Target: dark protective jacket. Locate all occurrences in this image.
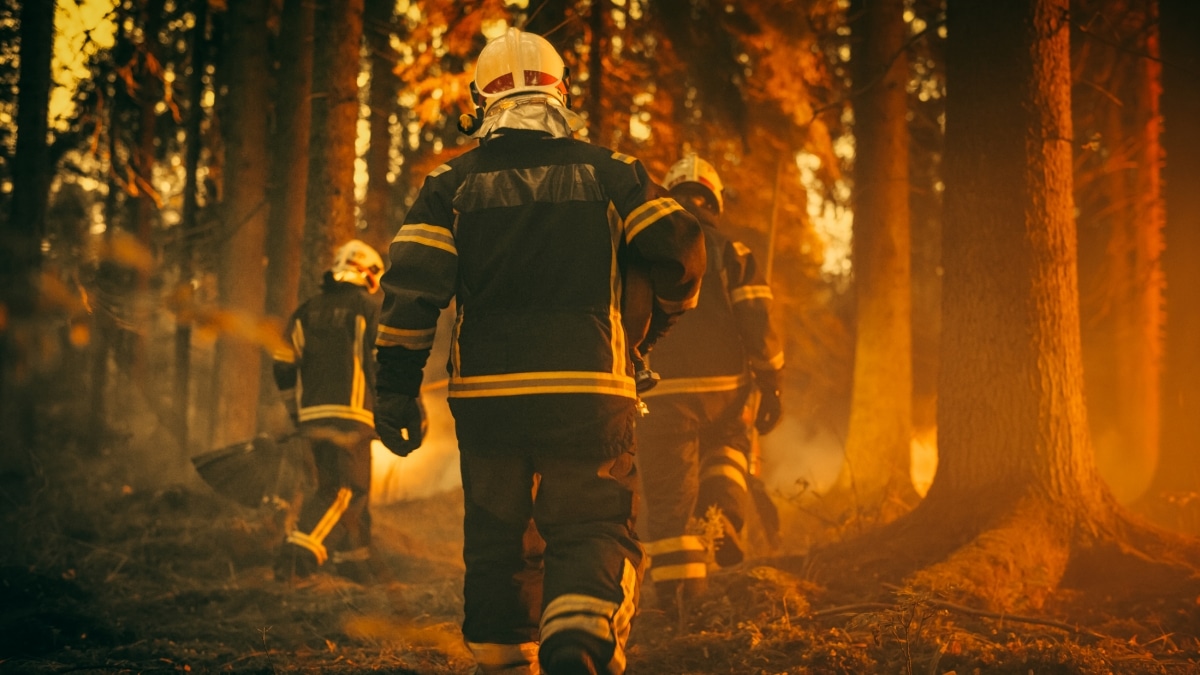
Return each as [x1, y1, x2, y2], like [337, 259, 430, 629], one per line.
[375, 128, 706, 456]
[273, 275, 379, 429]
[642, 205, 784, 397]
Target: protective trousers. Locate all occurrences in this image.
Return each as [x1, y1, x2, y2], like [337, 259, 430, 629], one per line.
[285, 429, 373, 566]
[634, 388, 751, 603]
[460, 449, 643, 675]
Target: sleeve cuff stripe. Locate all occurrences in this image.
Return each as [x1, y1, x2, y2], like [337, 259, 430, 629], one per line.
[657, 290, 700, 314]
[625, 198, 685, 242]
[376, 335, 436, 349]
[730, 286, 773, 303]
[394, 234, 458, 256]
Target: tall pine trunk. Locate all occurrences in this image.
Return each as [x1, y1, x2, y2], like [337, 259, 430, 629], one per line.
[361, 0, 395, 255]
[303, 0, 364, 300]
[175, 0, 210, 453]
[835, 0, 915, 513]
[213, 0, 272, 447]
[266, 0, 313, 319]
[810, 0, 1200, 615]
[1, 0, 55, 477]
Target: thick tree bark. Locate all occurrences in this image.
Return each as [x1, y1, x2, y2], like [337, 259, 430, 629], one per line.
[806, 0, 1200, 614]
[265, 0, 313, 318]
[361, 0, 396, 255]
[834, 0, 915, 513]
[931, 0, 1095, 507]
[303, 0, 364, 300]
[1153, 0, 1200, 499]
[213, 0, 272, 447]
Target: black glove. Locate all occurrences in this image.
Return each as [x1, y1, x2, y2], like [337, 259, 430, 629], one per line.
[374, 392, 427, 456]
[753, 369, 783, 435]
[637, 306, 679, 361]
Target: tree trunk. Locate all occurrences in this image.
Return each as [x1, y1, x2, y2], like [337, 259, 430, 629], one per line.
[807, 0, 1200, 614]
[303, 0, 364, 300]
[361, 0, 396, 256]
[1152, 0, 1200, 503]
[213, 0, 272, 447]
[265, 0, 313, 319]
[4, 0, 54, 315]
[1111, 20, 1164, 502]
[834, 0, 915, 515]
[0, 0, 55, 470]
[175, 0, 210, 454]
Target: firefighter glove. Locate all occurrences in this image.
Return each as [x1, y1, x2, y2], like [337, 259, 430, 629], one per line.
[375, 392, 427, 456]
[753, 369, 783, 435]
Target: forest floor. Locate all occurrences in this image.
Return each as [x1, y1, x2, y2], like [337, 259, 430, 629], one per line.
[4, 419, 1200, 674]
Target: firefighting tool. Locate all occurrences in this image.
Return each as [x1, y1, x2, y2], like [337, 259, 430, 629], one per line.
[192, 432, 299, 508]
[663, 153, 726, 214]
[330, 239, 384, 293]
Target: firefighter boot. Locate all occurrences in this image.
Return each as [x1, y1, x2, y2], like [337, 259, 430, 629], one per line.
[713, 515, 745, 568]
[655, 577, 708, 626]
[540, 631, 606, 675]
[273, 542, 320, 582]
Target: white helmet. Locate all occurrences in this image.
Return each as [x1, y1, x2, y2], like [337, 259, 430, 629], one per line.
[330, 239, 384, 293]
[473, 27, 568, 112]
[663, 154, 725, 214]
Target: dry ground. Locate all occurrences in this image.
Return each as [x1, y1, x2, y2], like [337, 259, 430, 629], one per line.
[3, 429, 1200, 674]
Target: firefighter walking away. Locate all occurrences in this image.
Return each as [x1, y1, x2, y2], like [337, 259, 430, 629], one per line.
[634, 154, 785, 619]
[373, 28, 705, 675]
[272, 240, 386, 584]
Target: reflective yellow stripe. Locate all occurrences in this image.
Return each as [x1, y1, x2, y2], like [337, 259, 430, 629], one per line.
[394, 234, 457, 255]
[353, 315, 366, 409]
[539, 560, 638, 675]
[293, 319, 305, 356]
[465, 641, 539, 672]
[610, 559, 638, 675]
[657, 289, 700, 314]
[272, 347, 296, 363]
[649, 562, 708, 581]
[393, 223, 457, 255]
[541, 595, 616, 643]
[428, 163, 451, 177]
[701, 463, 748, 490]
[625, 197, 686, 243]
[611, 151, 636, 165]
[730, 284, 773, 303]
[643, 535, 706, 557]
[298, 404, 375, 426]
[285, 531, 329, 565]
[311, 487, 353, 544]
[641, 374, 748, 397]
[449, 371, 636, 399]
[712, 447, 749, 472]
[750, 353, 786, 371]
[376, 324, 437, 349]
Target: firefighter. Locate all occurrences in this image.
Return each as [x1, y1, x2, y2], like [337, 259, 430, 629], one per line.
[372, 28, 705, 675]
[635, 154, 785, 614]
[271, 239, 384, 584]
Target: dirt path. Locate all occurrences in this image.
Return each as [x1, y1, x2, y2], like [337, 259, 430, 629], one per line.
[3, 447, 1199, 674]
